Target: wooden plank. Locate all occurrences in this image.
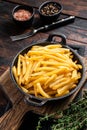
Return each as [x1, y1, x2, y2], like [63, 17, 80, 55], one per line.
[59, 0, 87, 19]
[0, 68, 86, 130]
[0, 55, 87, 130]
[4, 0, 87, 19]
[0, 1, 87, 129]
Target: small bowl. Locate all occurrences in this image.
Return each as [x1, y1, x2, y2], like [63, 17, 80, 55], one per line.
[39, 1, 63, 23]
[12, 5, 34, 28]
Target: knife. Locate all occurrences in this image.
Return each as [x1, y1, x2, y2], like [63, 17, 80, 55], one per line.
[10, 16, 75, 41]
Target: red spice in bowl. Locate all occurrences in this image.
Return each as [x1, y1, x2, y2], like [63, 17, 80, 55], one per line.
[12, 5, 34, 27]
[13, 9, 32, 21]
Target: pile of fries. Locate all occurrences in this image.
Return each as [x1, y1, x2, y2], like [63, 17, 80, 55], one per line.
[12, 44, 82, 98]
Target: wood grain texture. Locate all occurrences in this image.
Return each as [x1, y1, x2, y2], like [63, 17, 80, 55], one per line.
[0, 66, 86, 130]
[0, 1, 87, 129]
[0, 1, 87, 76]
[4, 0, 87, 19]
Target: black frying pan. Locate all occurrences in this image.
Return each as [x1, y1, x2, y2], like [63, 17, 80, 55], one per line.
[10, 33, 86, 106]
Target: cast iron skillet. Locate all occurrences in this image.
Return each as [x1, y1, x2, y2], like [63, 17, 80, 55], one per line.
[10, 33, 86, 106]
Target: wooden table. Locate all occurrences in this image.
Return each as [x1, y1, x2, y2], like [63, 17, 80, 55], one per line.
[0, 0, 87, 130]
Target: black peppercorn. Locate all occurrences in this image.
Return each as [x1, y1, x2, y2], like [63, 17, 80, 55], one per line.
[40, 3, 59, 16]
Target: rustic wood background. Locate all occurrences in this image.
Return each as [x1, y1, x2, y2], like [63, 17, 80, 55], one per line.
[0, 0, 87, 130]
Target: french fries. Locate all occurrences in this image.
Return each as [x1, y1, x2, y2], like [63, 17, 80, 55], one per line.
[12, 44, 82, 98]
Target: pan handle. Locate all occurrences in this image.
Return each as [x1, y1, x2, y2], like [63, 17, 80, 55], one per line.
[24, 95, 47, 107]
[46, 33, 66, 45]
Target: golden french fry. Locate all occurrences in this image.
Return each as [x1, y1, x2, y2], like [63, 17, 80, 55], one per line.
[55, 90, 69, 97]
[57, 83, 74, 96]
[52, 77, 76, 90]
[45, 74, 57, 87]
[46, 44, 62, 49]
[36, 83, 51, 98]
[33, 60, 42, 71]
[21, 87, 28, 93]
[12, 44, 82, 98]
[18, 75, 23, 85]
[12, 66, 18, 83]
[36, 66, 56, 72]
[50, 76, 66, 88]
[34, 84, 38, 97]
[28, 90, 35, 94]
[17, 55, 21, 76]
[22, 58, 26, 75]
[23, 61, 33, 82]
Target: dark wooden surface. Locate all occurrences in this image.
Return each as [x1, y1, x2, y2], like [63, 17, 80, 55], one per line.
[0, 0, 87, 76]
[0, 0, 87, 130]
[5, 0, 87, 19]
[1, 67, 86, 130]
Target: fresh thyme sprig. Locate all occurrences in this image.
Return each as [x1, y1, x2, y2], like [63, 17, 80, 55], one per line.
[36, 91, 87, 130]
[36, 111, 62, 130]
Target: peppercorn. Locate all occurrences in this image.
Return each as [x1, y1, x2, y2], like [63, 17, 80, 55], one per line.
[41, 3, 59, 16]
